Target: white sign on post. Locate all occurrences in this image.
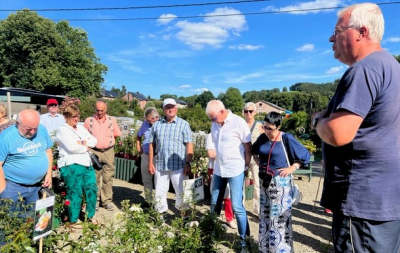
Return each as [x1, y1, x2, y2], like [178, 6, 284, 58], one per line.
[33, 196, 55, 241]
[183, 176, 204, 203]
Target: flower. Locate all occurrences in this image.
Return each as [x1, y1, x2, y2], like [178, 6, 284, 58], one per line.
[64, 199, 70, 206]
[129, 204, 143, 212]
[61, 192, 66, 196]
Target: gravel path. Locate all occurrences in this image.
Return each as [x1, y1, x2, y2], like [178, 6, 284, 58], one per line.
[93, 161, 334, 253]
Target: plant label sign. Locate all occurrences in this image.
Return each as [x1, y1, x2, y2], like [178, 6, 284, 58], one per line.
[183, 176, 205, 203]
[33, 196, 55, 241]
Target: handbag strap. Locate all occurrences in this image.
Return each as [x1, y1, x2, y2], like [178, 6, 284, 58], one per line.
[250, 121, 257, 134]
[281, 133, 295, 188]
[266, 132, 281, 171]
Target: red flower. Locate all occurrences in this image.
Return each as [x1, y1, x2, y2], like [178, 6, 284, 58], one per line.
[64, 199, 70, 206]
[61, 192, 66, 196]
[52, 165, 58, 171]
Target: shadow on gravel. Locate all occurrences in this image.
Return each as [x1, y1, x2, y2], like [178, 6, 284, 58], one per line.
[112, 186, 145, 209]
[292, 202, 333, 252]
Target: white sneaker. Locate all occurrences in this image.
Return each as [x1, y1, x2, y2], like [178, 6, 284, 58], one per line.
[226, 220, 237, 229]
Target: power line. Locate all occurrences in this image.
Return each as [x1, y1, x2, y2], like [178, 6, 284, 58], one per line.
[0, 0, 269, 12]
[48, 1, 400, 22]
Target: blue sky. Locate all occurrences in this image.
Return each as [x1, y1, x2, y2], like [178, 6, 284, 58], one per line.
[1, 0, 400, 99]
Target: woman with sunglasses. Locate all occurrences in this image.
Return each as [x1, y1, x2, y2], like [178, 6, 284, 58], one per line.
[243, 102, 263, 215]
[252, 111, 310, 253]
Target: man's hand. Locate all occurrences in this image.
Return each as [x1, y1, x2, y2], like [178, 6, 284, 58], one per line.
[148, 163, 155, 175]
[184, 164, 192, 176]
[42, 173, 52, 188]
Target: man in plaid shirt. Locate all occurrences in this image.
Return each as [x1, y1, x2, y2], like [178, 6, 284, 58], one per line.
[148, 98, 193, 214]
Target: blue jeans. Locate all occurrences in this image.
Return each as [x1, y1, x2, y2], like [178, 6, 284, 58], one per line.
[0, 180, 41, 218]
[211, 172, 250, 246]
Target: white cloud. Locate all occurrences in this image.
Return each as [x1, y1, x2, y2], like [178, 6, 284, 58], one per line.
[192, 88, 209, 92]
[386, 37, 400, 43]
[173, 7, 247, 49]
[157, 14, 177, 25]
[179, 85, 191, 88]
[106, 55, 144, 73]
[263, 0, 343, 15]
[148, 34, 156, 38]
[296, 44, 315, 52]
[326, 65, 344, 74]
[176, 21, 228, 49]
[228, 44, 264, 50]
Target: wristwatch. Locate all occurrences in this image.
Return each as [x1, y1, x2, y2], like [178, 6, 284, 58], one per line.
[312, 117, 320, 128]
[293, 164, 300, 170]
[245, 165, 249, 171]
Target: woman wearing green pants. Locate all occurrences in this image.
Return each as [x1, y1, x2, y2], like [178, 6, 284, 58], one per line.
[56, 104, 98, 224]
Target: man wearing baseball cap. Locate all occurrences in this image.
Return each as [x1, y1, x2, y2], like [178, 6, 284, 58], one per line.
[148, 98, 193, 215]
[40, 98, 65, 137]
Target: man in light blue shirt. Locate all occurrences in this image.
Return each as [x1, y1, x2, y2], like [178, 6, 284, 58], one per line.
[40, 98, 65, 138]
[148, 98, 193, 214]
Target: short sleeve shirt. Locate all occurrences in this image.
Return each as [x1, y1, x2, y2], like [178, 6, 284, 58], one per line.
[210, 111, 251, 178]
[321, 51, 400, 221]
[149, 116, 192, 171]
[0, 124, 53, 184]
[137, 121, 153, 154]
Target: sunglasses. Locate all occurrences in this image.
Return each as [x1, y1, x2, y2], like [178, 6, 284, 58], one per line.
[244, 110, 254, 114]
[48, 104, 58, 108]
[262, 125, 277, 131]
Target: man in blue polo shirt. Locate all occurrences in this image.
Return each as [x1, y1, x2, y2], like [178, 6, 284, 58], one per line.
[0, 109, 53, 217]
[148, 98, 193, 214]
[40, 98, 65, 138]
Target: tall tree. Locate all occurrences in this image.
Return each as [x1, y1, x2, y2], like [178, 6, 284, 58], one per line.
[194, 91, 215, 108]
[221, 87, 243, 114]
[0, 10, 107, 98]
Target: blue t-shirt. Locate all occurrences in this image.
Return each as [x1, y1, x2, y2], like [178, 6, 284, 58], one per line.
[321, 50, 400, 221]
[0, 124, 53, 185]
[137, 120, 153, 154]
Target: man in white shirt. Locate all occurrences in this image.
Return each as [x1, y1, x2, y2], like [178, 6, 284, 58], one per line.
[40, 98, 65, 137]
[205, 100, 252, 250]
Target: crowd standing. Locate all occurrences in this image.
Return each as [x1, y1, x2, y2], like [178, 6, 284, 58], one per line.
[2, 3, 399, 252]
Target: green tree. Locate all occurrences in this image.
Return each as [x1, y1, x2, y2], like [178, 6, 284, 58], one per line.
[194, 91, 215, 108]
[221, 87, 243, 114]
[0, 10, 107, 98]
[160, 94, 178, 100]
[178, 104, 210, 132]
[144, 101, 155, 108]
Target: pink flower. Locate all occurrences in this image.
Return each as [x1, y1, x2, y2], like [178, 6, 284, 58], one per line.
[64, 200, 70, 206]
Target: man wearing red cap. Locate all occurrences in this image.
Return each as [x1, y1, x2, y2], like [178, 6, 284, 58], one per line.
[40, 98, 65, 137]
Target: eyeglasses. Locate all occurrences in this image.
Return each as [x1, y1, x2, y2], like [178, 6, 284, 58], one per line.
[332, 26, 354, 37]
[96, 109, 104, 112]
[48, 104, 58, 108]
[244, 110, 254, 114]
[262, 125, 276, 132]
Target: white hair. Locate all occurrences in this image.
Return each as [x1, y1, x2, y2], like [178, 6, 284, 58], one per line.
[205, 100, 225, 116]
[339, 3, 384, 43]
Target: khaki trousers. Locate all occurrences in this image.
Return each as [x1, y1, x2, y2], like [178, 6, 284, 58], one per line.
[140, 153, 154, 203]
[92, 148, 115, 206]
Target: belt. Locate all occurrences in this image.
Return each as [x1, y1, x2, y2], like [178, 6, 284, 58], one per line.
[7, 180, 42, 188]
[93, 146, 114, 152]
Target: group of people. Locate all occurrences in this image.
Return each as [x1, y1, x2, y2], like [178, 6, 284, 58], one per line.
[1, 2, 400, 252]
[0, 98, 121, 227]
